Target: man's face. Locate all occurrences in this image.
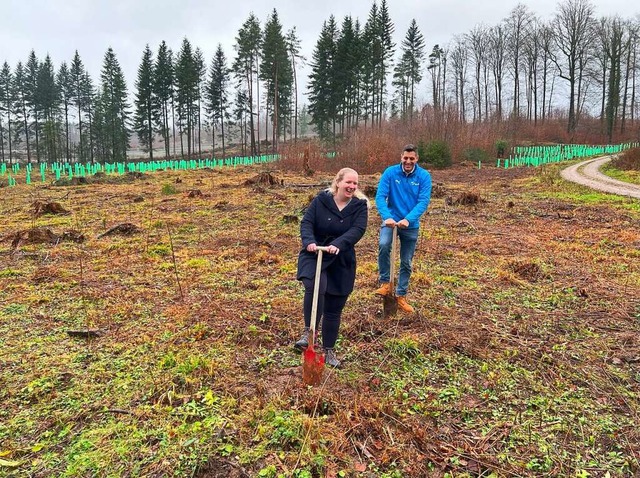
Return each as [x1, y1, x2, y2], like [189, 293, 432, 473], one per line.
[401, 150, 418, 173]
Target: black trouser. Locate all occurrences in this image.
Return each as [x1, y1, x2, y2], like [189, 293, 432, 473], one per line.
[302, 274, 349, 349]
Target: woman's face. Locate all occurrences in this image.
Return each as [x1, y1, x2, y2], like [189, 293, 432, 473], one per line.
[336, 172, 359, 199]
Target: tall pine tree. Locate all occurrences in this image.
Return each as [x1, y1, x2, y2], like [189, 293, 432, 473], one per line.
[308, 16, 339, 143]
[133, 45, 157, 160]
[233, 14, 262, 156]
[175, 38, 199, 158]
[37, 54, 60, 162]
[285, 27, 305, 142]
[97, 47, 130, 161]
[13, 62, 30, 161]
[205, 44, 231, 158]
[25, 51, 41, 161]
[0, 62, 14, 163]
[57, 62, 73, 161]
[154, 41, 174, 158]
[393, 19, 425, 120]
[261, 9, 293, 152]
[70, 51, 87, 161]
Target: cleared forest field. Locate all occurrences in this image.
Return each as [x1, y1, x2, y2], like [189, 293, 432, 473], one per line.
[0, 161, 639, 477]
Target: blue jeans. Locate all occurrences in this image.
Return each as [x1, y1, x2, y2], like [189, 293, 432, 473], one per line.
[378, 226, 419, 297]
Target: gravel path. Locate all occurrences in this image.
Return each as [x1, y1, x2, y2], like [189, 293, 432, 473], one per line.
[560, 155, 640, 199]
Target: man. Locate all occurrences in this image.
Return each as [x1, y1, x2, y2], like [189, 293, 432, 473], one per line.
[375, 144, 432, 313]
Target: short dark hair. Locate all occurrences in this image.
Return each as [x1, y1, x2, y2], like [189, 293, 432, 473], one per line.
[403, 144, 417, 153]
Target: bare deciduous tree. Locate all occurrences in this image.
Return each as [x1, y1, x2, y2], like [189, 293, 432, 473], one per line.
[551, 0, 596, 133]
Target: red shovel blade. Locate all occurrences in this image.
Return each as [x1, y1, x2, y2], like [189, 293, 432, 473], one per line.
[302, 346, 325, 385]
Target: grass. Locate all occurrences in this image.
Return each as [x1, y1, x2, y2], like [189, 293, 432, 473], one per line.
[0, 163, 639, 477]
[602, 164, 640, 185]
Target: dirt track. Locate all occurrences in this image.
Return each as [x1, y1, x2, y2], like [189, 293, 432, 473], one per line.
[561, 155, 640, 198]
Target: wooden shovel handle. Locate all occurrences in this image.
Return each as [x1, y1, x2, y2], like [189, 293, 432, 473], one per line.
[389, 226, 398, 291]
[309, 248, 324, 348]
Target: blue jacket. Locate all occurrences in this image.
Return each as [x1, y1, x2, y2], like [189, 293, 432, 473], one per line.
[297, 191, 368, 296]
[375, 163, 431, 229]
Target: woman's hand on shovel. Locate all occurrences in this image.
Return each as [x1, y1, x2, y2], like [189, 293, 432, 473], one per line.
[324, 245, 340, 255]
[315, 245, 339, 255]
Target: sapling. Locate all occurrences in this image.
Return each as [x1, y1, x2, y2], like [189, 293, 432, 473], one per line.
[166, 223, 184, 301]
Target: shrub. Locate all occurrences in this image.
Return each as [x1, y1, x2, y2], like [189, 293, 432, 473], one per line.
[161, 183, 177, 195]
[420, 140, 451, 168]
[463, 147, 491, 164]
[611, 147, 640, 171]
[495, 139, 509, 158]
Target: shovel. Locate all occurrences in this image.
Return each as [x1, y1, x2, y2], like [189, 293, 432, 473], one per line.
[383, 226, 398, 318]
[302, 246, 328, 385]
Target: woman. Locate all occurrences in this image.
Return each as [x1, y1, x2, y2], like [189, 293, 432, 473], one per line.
[294, 168, 369, 368]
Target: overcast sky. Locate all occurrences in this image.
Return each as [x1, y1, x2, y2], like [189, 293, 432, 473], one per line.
[1, 0, 637, 104]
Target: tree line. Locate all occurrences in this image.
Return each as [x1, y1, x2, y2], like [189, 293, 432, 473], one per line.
[1, 0, 639, 165]
[308, 0, 640, 145]
[0, 8, 301, 164]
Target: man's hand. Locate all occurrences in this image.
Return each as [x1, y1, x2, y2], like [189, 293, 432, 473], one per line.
[306, 243, 318, 252]
[384, 218, 397, 228]
[397, 219, 410, 229]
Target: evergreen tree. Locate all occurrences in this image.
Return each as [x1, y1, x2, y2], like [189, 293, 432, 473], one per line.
[25, 50, 41, 161]
[57, 62, 73, 161]
[37, 54, 60, 162]
[233, 88, 249, 156]
[98, 47, 130, 161]
[377, 0, 396, 122]
[362, 3, 379, 127]
[154, 41, 174, 158]
[335, 16, 362, 132]
[175, 38, 199, 158]
[233, 14, 262, 155]
[81, 69, 96, 162]
[194, 48, 206, 157]
[0, 62, 14, 163]
[133, 45, 157, 159]
[285, 27, 305, 142]
[393, 19, 425, 120]
[70, 51, 86, 161]
[362, 0, 396, 126]
[13, 62, 30, 161]
[260, 9, 293, 152]
[206, 44, 231, 157]
[92, 90, 107, 161]
[308, 16, 339, 143]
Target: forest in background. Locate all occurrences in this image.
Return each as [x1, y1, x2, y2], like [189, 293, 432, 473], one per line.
[0, 0, 639, 167]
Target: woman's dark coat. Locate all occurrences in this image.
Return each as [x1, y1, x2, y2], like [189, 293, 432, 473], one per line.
[297, 190, 368, 296]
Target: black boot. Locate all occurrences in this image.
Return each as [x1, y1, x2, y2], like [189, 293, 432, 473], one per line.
[294, 328, 310, 350]
[324, 348, 341, 368]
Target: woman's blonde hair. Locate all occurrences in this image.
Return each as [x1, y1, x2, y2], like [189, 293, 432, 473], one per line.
[326, 167, 370, 207]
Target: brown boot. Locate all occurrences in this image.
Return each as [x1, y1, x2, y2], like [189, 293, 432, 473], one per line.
[375, 282, 392, 297]
[396, 296, 415, 314]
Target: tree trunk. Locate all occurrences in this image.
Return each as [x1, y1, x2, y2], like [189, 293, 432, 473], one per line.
[221, 112, 226, 158]
[620, 37, 632, 134]
[148, 99, 153, 161]
[246, 70, 256, 156]
[274, 65, 278, 154]
[256, 55, 261, 156]
[172, 98, 177, 158]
